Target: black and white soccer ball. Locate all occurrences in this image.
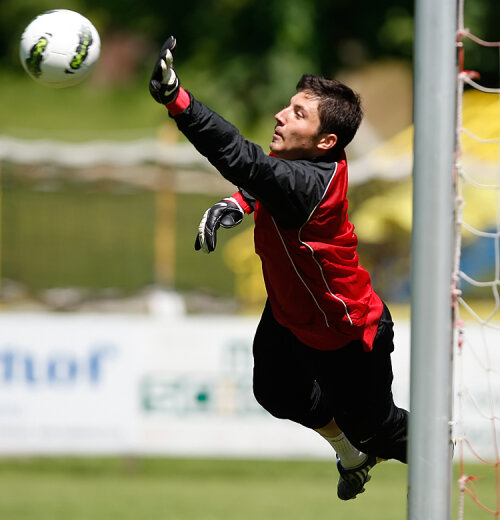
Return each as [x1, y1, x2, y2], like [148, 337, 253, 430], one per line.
[19, 9, 101, 88]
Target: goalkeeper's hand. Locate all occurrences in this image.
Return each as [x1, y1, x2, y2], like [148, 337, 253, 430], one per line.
[195, 197, 245, 253]
[149, 36, 180, 104]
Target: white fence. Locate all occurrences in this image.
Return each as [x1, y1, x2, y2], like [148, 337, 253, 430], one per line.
[0, 307, 494, 460]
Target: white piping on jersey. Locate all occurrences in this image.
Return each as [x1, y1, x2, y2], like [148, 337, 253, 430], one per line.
[271, 162, 353, 328]
[272, 218, 331, 327]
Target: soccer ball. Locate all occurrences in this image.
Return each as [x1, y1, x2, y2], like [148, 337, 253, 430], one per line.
[19, 9, 100, 88]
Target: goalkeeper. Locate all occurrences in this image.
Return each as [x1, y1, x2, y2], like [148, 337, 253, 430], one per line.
[150, 37, 408, 501]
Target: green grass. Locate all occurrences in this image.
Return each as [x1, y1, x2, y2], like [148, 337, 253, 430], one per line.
[0, 69, 251, 302]
[0, 457, 407, 520]
[0, 72, 167, 141]
[0, 457, 496, 520]
[0, 71, 269, 144]
[0, 168, 243, 300]
[1, 170, 156, 292]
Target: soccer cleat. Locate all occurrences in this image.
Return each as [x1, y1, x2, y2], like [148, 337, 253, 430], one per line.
[336, 454, 378, 500]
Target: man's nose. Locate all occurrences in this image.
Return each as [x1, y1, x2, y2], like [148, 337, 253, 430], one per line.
[275, 107, 288, 124]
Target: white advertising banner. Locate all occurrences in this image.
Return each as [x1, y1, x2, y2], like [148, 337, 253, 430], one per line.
[0, 313, 147, 454]
[0, 310, 495, 460]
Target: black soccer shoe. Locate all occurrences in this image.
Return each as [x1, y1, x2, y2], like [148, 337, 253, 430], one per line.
[336, 454, 378, 500]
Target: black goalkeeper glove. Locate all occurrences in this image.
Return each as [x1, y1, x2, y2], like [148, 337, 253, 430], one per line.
[194, 197, 245, 253]
[149, 36, 180, 104]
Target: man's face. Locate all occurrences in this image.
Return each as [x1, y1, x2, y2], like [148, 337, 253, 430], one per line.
[270, 91, 326, 160]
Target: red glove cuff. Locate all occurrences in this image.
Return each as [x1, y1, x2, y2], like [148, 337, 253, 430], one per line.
[165, 87, 191, 115]
[231, 191, 253, 214]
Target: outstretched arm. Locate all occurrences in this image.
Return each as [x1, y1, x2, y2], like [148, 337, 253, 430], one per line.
[149, 36, 338, 229]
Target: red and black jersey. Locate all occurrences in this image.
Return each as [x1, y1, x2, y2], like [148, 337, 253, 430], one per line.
[170, 89, 383, 351]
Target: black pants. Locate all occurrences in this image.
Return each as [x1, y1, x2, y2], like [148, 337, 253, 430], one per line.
[252, 300, 408, 463]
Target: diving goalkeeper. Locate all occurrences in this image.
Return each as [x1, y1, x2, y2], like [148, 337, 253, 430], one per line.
[149, 37, 408, 501]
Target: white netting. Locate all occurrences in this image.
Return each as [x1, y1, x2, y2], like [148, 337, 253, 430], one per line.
[453, 10, 500, 520]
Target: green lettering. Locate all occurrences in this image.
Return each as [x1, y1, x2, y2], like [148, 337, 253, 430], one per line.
[26, 36, 48, 77]
[69, 28, 93, 70]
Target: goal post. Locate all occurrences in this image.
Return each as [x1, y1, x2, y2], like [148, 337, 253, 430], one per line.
[408, 0, 458, 519]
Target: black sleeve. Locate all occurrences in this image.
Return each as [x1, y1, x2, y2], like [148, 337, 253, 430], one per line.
[173, 94, 337, 228]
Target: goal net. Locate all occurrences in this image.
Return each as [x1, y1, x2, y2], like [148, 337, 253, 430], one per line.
[454, 10, 500, 520]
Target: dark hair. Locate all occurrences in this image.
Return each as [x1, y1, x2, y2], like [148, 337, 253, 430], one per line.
[296, 74, 363, 151]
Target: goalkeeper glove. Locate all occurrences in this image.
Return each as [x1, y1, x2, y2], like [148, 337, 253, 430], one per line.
[149, 36, 180, 104]
[195, 197, 245, 253]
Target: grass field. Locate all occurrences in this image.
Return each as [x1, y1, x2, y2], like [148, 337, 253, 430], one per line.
[0, 73, 165, 142]
[0, 73, 248, 304]
[0, 165, 246, 302]
[0, 457, 495, 520]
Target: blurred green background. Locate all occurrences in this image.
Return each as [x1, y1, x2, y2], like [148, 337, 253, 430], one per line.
[1, 0, 498, 137]
[0, 0, 498, 312]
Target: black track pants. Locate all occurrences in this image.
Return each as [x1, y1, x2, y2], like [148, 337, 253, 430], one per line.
[252, 300, 408, 463]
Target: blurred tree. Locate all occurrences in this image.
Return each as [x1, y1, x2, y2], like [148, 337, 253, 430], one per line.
[1, 0, 498, 128]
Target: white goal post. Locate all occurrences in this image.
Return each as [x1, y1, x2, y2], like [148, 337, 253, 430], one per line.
[408, 0, 457, 519]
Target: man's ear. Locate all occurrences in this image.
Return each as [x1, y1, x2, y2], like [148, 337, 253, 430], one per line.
[317, 133, 338, 152]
